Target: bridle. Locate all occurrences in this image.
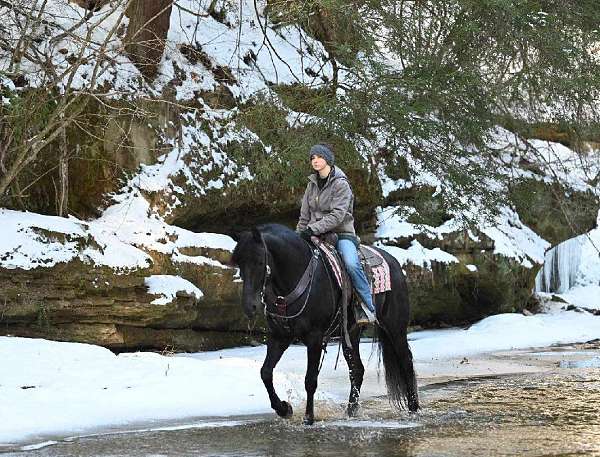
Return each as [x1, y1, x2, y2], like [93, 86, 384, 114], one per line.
[258, 235, 320, 319]
[258, 236, 272, 308]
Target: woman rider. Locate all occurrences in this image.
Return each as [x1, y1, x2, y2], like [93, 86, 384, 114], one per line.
[296, 143, 377, 324]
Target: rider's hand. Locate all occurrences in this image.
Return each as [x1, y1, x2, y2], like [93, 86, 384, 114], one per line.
[300, 227, 314, 241]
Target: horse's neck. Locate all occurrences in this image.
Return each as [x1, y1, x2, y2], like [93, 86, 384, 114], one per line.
[265, 236, 311, 293]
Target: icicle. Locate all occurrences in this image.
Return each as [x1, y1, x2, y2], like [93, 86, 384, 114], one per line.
[535, 235, 584, 293]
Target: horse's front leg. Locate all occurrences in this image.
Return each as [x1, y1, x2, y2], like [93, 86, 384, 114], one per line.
[261, 336, 293, 418]
[303, 335, 323, 425]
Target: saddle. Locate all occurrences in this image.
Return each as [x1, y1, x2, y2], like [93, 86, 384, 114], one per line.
[311, 237, 392, 296]
[359, 245, 385, 268]
[311, 237, 392, 335]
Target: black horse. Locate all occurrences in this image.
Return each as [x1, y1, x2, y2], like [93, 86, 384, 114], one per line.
[231, 224, 419, 424]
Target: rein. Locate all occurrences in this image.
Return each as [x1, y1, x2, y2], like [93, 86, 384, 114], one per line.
[260, 237, 320, 320]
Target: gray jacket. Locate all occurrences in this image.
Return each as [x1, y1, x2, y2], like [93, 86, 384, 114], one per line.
[296, 166, 356, 236]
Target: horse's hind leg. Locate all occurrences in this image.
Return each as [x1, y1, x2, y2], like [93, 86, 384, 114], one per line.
[261, 336, 293, 418]
[303, 335, 323, 425]
[342, 325, 364, 417]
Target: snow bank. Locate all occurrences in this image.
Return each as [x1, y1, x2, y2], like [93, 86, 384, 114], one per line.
[94, 191, 235, 258]
[376, 205, 549, 269]
[0, 336, 294, 446]
[161, 0, 333, 101]
[0, 209, 151, 271]
[556, 286, 600, 310]
[409, 305, 600, 359]
[144, 275, 204, 305]
[2, 306, 600, 445]
[2, 0, 332, 100]
[0, 199, 236, 273]
[378, 241, 459, 268]
[480, 206, 549, 268]
[374, 125, 598, 272]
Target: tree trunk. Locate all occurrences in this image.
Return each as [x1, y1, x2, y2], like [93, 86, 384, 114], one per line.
[57, 126, 69, 217]
[124, 0, 174, 79]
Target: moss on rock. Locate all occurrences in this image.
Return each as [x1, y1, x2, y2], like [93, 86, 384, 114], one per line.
[407, 250, 536, 326]
[510, 178, 598, 245]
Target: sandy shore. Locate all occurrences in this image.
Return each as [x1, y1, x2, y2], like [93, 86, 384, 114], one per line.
[417, 339, 600, 386]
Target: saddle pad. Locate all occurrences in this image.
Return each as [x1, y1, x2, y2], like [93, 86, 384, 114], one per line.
[313, 238, 345, 291]
[315, 239, 391, 295]
[361, 246, 392, 294]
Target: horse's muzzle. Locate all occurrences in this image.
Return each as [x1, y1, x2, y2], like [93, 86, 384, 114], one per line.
[242, 293, 261, 319]
[244, 304, 257, 319]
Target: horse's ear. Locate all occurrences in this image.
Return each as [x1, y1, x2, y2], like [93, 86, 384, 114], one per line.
[251, 227, 262, 243]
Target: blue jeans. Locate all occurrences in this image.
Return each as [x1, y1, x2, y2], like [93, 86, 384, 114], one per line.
[336, 238, 375, 313]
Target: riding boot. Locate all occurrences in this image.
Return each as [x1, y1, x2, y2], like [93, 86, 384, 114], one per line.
[355, 296, 377, 326]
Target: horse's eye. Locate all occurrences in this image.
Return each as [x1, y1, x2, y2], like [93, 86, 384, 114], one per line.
[237, 267, 245, 280]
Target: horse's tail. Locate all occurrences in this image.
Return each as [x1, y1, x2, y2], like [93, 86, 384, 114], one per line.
[377, 325, 420, 411]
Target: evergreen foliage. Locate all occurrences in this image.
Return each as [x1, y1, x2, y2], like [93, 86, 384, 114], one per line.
[284, 0, 600, 223]
[1, 0, 598, 229]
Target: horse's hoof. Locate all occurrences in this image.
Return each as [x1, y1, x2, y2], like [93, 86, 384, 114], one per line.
[347, 402, 359, 417]
[408, 399, 420, 413]
[303, 415, 314, 425]
[277, 401, 293, 418]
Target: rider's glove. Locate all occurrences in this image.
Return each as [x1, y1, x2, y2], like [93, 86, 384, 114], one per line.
[300, 227, 314, 241]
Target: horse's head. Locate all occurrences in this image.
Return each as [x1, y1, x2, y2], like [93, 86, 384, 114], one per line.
[230, 227, 269, 319]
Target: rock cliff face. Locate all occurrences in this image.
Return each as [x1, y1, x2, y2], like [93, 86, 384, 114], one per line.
[377, 178, 599, 327]
[0, 237, 252, 352]
[393, 230, 539, 326]
[1, 0, 598, 351]
[1, 149, 595, 351]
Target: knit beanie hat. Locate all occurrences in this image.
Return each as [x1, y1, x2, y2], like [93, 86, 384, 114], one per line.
[309, 144, 334, 165]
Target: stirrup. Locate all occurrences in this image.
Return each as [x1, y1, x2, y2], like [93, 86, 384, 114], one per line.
[355, 303, 377, 326]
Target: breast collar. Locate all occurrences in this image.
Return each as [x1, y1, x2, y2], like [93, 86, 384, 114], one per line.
[259, 236, 321, 319]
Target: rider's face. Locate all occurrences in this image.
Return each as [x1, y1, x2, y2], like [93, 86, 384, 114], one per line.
[310, 154, 328, 172]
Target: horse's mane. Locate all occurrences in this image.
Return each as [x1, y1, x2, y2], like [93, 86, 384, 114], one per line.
[257, 223, 300, 243]
[231, 224, 303, 265]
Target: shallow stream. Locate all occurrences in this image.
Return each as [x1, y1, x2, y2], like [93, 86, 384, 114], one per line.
[7, 363, 600, 457]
